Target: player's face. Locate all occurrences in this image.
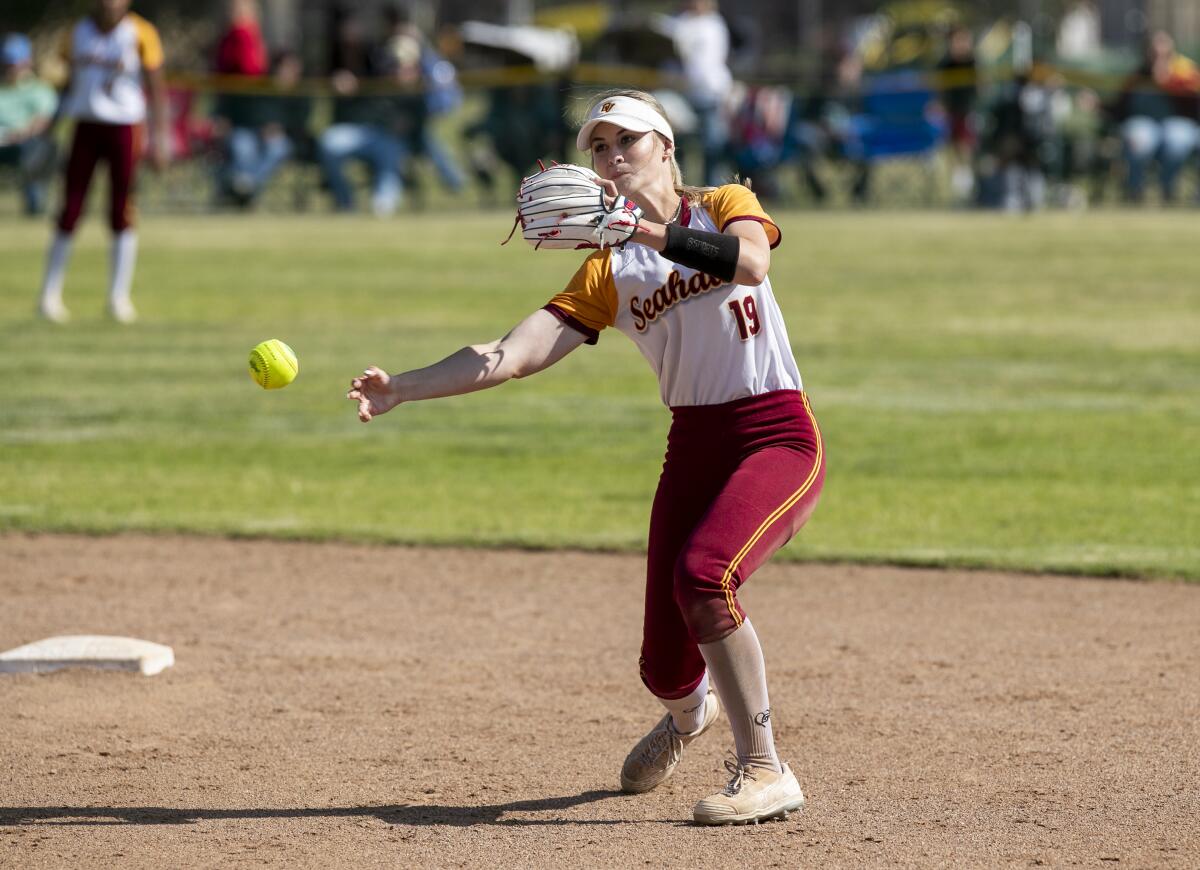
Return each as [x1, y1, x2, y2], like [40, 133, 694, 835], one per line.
[590, 122, 671, 196]
[95, 0, 131, 29]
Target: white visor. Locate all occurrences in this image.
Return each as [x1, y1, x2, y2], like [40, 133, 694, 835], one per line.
[576, 95, 676, 152]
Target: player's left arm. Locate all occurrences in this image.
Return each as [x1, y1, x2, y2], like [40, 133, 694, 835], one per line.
[610, 180, 772, 286]
[136, 17, 170, 170]
[722, 220, 771, 286]
[629, 214, 770, 286]
[143, 65, 169, 170]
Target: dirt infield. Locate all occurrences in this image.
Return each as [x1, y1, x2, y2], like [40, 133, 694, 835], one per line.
[2, 534, 1198, 868]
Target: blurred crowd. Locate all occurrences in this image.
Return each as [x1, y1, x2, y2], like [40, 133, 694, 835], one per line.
[6, 0, 1200, 215]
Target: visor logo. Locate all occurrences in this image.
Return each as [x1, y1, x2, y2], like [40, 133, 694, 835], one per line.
[600, 101, 615, 113]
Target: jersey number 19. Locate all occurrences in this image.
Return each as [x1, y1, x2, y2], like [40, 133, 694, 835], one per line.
[728, 294, 761, 341]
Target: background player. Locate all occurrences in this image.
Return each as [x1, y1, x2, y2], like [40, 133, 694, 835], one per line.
[347, 89, 824, 825]
[35, 0, 169, 324]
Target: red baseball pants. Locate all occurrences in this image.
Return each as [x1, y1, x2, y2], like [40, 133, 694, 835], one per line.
[639, 390, 825, 700]
[58, 121, 141, 234]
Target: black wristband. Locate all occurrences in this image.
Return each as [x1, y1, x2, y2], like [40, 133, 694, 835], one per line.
[662, 224, 740, 283]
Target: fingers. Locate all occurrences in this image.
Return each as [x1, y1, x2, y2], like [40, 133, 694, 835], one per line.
[599, 179, 618, 210]
[348, 367, 387, 392]
[348, 366, 389, 422]
[348, 389, 372, 422]
[350, 367, 388, 387]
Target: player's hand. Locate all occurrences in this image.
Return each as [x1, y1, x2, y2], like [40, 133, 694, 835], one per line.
[515, 164, 642, 250]
[599, 177, 617, 209]
[150, 137, 170, 172]
[347, 366, 400, 423]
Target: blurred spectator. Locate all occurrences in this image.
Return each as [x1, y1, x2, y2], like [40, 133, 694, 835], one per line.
[210, 0, 271, 206]
[654, 0, 734, 185]
[317, 5, 407, 216]
[464, 83, 562, 201]
[1112, 30, 1200, 203]
[376, 3, 465, 199]
[789, 37, 872, 205]
[0, 33, 58, 216]
[1047, 85, 1104, 209]
[937, 24, 978, 203]
[215, 0, 267, 77]
[1056, 1, 1101, 62]
[724, 13, 761, 79]
[214, 49, 311, 207]
[727, 84, 793, 199]
[977, 73, 1055, 212]
[457, 22, 570, 200]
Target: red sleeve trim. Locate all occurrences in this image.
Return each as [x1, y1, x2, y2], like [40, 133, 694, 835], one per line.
[722, 215, 782, 250]
[543, 304, 599, 345]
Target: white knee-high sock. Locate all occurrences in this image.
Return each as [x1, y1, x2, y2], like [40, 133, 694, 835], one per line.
[109, 229, 138, 306]
[657, 671, 709, 734]
[39, 231, 73, 308]
[698, 619, 781, 773]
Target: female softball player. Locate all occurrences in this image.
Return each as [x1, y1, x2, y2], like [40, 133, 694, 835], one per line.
[348, 89, 824, 825]
[35, 0, 169, 324]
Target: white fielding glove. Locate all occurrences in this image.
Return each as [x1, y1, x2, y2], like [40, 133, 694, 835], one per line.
[513, 163, 643, 250]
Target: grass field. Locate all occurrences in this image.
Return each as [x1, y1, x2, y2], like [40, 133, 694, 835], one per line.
[1, 210, 1197, 579]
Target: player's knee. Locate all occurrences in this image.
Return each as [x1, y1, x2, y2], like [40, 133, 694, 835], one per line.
[58, 209, 81, 234]
[639, 646, 708, 699]
[638, 649, 695, 699]
[111, 208, 134, 233]
[673, 547, 739, 643]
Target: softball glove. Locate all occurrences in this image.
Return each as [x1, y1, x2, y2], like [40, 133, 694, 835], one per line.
[513, 163, 643, 250]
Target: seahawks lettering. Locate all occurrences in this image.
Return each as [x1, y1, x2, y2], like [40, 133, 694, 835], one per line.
[630, 269, 725, 332]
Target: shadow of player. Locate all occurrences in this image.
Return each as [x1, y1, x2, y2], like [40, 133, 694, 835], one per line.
[0, 789, 683, 828]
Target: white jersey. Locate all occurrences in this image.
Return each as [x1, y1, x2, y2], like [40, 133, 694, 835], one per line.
[664, 11, 733, 104]
[59, 14, 163, 125]
[547, 185, 802, 408]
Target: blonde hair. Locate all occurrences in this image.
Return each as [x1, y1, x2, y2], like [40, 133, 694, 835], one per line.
[577, 88, 740, 206]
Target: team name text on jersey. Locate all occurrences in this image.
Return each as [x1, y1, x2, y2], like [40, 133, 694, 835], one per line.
[630, 269, 725, 332]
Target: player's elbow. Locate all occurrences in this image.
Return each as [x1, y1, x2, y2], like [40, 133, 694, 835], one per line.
[508, 351, 544, 379]
[483, 341, 537, 381]
[737, 261, 769, 286]
[740, 264, 768, 286]
[736, 246, 771, 286]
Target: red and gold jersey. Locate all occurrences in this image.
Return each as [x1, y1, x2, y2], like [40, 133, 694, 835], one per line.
[546, 184, 801, 407]
[59, 13, 163, 125]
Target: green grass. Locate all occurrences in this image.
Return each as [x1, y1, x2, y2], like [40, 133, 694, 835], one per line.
[2, 210, 1198, 579]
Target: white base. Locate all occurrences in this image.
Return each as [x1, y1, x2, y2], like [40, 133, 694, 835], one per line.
[0, 635, 174, 676]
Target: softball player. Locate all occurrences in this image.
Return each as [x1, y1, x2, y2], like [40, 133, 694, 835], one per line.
[349, 89, 824, 825]
[35, 0, 169, 324]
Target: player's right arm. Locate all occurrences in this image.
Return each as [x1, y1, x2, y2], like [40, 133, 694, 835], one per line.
[40, 29, 75, 142]
[347, 308, 588, 423]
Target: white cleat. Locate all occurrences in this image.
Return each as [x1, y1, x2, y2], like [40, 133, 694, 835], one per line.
[37, 300, 70, 324]
[693, 758, 805, 826]
[108, 299, 138, 324]
[620, 691, 721, 794]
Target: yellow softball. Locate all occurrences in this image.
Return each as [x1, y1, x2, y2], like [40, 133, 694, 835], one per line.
[248, 339, 299, 390]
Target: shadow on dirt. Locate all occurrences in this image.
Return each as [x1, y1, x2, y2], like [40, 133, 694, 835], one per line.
[0, 790, 656, 828]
